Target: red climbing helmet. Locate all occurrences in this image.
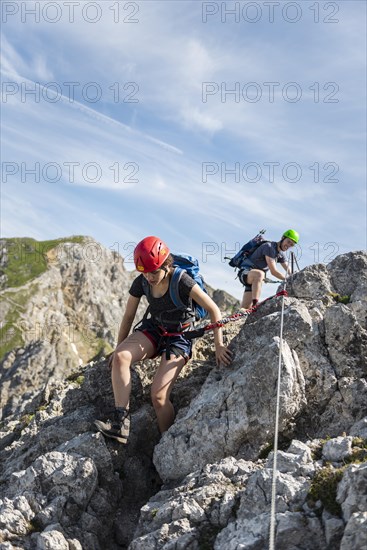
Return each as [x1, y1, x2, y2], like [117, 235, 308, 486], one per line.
[134, 236, 170, 273]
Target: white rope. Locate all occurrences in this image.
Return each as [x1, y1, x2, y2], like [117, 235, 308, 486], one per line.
[269, 274, 288, 550]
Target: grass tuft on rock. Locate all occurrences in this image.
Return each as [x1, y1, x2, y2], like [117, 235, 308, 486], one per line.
[308, 465, 345, 516]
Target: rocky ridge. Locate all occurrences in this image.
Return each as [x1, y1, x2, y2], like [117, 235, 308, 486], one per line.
[0, 250, 366, 549]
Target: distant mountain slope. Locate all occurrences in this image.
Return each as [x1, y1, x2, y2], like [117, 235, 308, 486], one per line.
[0, 236, 86, 290]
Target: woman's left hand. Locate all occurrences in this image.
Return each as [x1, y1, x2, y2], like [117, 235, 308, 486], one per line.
[215, 345, 233, 367]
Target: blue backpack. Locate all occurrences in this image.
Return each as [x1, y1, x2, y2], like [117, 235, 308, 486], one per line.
[170, 253, 208, 320]
[227, 230, 268, 270]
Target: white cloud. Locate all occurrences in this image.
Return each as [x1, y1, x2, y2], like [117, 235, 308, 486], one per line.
[0, 36, 25, 80]
[181, 106, 223, 132]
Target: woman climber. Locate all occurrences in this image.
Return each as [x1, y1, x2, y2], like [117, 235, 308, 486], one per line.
[95, 236, 233, 443]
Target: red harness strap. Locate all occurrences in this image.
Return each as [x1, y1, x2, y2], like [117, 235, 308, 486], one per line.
[160, 290, 288, 339]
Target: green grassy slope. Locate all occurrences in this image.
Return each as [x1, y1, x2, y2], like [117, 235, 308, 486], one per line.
[1, 236, 86, 288]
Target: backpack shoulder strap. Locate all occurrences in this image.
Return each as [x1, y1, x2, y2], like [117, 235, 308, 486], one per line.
[169, 267, 186, 309]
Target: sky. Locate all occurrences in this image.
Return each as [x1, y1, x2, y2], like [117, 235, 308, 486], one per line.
[1, 0, 366, 300]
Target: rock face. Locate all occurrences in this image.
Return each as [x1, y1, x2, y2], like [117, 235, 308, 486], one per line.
[153, 251, 367, 482]
[0, 363, 162, 549]
[0, 250, 366, 549]
[154, 332, 306, 481]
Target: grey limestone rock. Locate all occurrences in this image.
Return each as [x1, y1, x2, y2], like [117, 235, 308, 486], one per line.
[337, 463, 367, 522]
[322, 437, 353, 462]
[327, 251, 367, 302]
[340, 512, 367, 550]
[35, 525, 70, 550]
[154, 334, 306, 482]
[1, 249, 367, 549]
[322, 509, 345, 549]
[350, 416, 367, 438]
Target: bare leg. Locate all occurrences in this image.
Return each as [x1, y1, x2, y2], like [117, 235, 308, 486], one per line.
[246, 269, 265, 303]
[241, 291, 253, 309]
[112, 331, 156, 408]
[151, 354, 186, 433]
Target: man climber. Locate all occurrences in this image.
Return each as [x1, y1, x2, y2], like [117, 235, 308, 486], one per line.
[239, 229, 299, 309]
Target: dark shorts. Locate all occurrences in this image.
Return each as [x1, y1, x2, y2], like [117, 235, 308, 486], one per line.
[134, 318, 193, 362]
[239, 268, 252, 292]
[239, 267, 267, 292]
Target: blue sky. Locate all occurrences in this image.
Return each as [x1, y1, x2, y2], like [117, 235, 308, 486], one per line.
[1, 0, 366, 299]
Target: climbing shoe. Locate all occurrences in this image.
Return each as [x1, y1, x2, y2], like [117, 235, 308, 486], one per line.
[94, 407, 130, 444]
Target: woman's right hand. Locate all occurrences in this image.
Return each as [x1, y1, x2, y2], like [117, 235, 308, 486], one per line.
[215, 345, 233, 367]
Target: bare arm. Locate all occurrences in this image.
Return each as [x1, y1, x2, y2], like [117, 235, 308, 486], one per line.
[117, 295, 141, 345]
[265, 256, 288, 280]
[189, 284, 233, 367]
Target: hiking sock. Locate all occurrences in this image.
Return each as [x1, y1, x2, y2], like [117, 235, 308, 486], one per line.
[114, 407, 129, 421]
[252, 299, 259, 307]
[115, 406, 128, 414]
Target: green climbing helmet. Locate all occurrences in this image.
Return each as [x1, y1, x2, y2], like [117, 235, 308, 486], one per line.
[282, 229, 299, 243]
